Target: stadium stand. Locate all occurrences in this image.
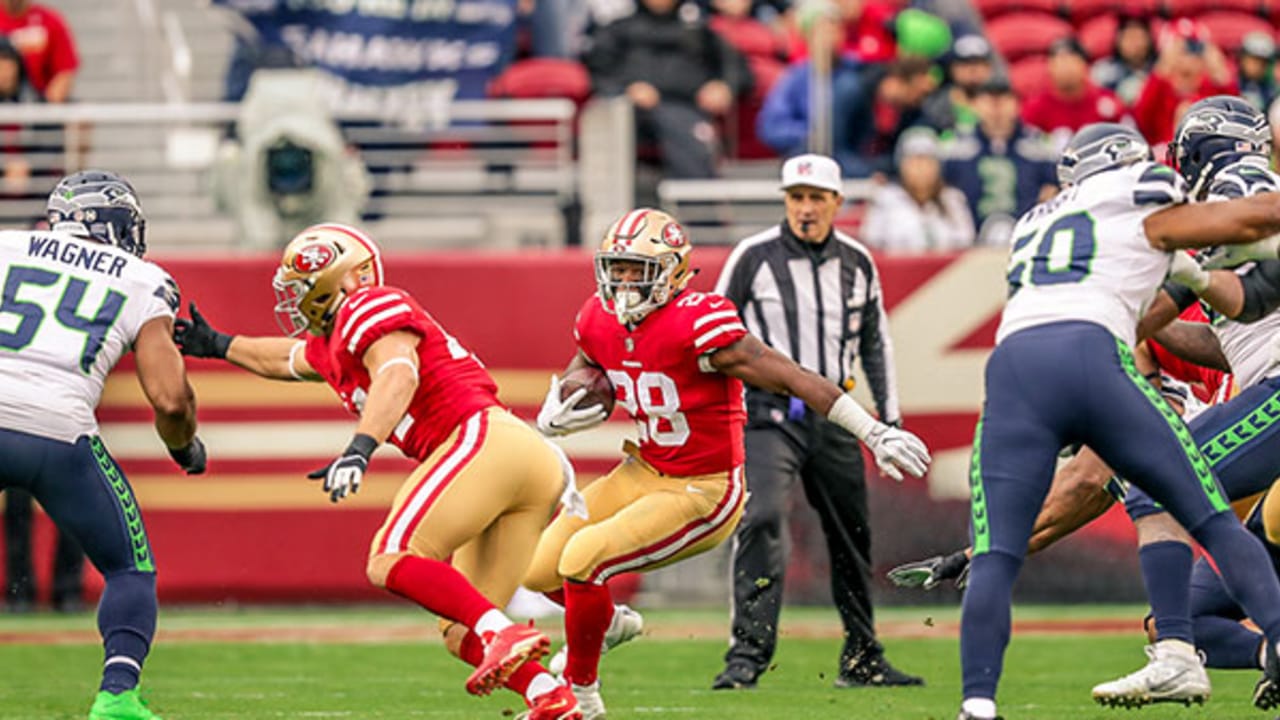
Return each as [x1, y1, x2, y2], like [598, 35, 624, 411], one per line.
[985, 12, 1074, 63]
[1194, 11, 1277, 54]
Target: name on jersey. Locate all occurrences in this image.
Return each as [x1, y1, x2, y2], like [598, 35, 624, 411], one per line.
[28, 236, 127, 278]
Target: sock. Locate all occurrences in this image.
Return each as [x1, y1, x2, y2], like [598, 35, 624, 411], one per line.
[97, 571, 156, 693]
[524, 672, 560, 703]
[959, 551, 1022, 701]
[961, 697, 997, 719]
[1193, 514, 1280, 646]
[458, 629, 552, 697]
[384, 555, 496, 631]
[474, 609, 513, 638]
[1137, 541, 1194, 643]
[1194, 615, 1264, 669]
[543, 588, 566, 607]
[564, 580, 613, 686]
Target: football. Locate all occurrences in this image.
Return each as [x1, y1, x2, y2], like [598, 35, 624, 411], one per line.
[561, 366, 616, 416]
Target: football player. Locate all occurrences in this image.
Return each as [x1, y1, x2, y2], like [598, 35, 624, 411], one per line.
[526, 208, 932, 718]
[173, 224, 582, 720]
[895, 98, 1280, 713]
[951, 120, 1280, 720]
[0, 170, 206, 720]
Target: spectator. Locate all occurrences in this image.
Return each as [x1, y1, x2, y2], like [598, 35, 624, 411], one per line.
[1091, 12, 1156, 106]
[585, 0, 752, 178]
[0, 0, 76, 103]
[1237, 31, 1276, 113]
[0, 36, 37, 193]
[1022, 37, 1126, 147]
[852, 56, 938, 176]
[862, 127, 974, 252]
[788, 0, 897, 63]
[942, 78, 1057, 242]
[1132, 19, 1236, 148]
[921, 33, 992, 134]
[755, 1, 865, 173]
[703, 0, 790, 29]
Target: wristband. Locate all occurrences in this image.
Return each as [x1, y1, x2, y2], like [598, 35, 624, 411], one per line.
[211, 331, 233, 360]
[826, 394, 877, 441]
[347, 433, 379, 460]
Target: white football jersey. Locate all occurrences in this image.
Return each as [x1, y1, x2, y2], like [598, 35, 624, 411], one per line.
[997, 161, 1186, 347]
[0, 229, 178, 442]
[1201, 158, 1280, 389]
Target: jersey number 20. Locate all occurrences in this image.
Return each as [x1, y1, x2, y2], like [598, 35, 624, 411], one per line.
[0, 266, 125, 373]
[1006, 210, 1097, 296]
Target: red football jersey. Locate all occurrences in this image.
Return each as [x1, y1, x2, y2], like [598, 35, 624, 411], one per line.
[575, 290, 748, 476]
[305, 285, 500, 461]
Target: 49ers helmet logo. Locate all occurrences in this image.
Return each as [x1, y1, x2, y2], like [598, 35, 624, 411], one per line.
[292, 243, 335, 273]
[660, 222, 688, 248]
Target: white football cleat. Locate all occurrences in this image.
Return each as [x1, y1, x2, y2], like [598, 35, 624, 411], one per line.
[572, 680, 606, 720]
[550, 604, 644, 676]
[1091, 641, 1210, 708]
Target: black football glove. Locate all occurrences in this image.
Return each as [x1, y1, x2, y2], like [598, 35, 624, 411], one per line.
[168, 436, 207, 475]
[886, 549, 970, 590]
[173, 302, 233, 359]
[308, 434, 378, 504]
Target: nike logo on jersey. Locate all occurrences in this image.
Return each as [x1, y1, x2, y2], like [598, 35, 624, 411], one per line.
[28, 236, 127, 278]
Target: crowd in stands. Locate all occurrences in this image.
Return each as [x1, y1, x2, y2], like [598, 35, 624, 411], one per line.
[194, 0, 1280, 253]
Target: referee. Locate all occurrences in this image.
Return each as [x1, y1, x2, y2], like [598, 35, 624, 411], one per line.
[711, 154, 922, 689]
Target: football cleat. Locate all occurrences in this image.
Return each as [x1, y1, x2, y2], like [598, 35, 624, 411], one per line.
[711, 661, 759, 690]
[1254, 640, 1280, 710]
[571, 680, 607, 720]
[88, 688, 162, 720]
[836, 654, 925, 687]
[1091, 641, 1210, 708]
[955, 711, 1003, 720]
[516, 683, 583, 720]
[465, 623, 551, 696]
[549, 604, 644, 676]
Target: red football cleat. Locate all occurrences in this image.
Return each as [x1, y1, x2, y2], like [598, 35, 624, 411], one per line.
[522, 684, 583, 720]
[465, 623, 551, 696]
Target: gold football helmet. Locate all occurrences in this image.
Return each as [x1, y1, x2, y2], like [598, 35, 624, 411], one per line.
[595, 208, 693, 324]
[273, 223, 384, 336]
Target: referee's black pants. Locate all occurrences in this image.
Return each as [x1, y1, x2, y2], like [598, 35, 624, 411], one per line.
[723, 397, 880, 676]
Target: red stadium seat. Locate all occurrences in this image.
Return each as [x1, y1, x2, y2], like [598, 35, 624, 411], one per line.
[973, 0, 1059, 21]
[487, 58, 592, 105]
[710, 15, 787, 61]
[1164, 0, 1268, 19]
[1009, 55, 1050, 99]
[1066, 0, 1160, 24]
[986, 13, 1074, 62]
[1195, 11, 1276, 54]
[1078, 15, 1118, 59]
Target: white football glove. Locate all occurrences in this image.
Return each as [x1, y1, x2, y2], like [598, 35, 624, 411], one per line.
[1200, 234, 1280, 270]
[863, 423, 931, 482]
[1167, 251, 1210, 293]
[536, 374, 608, 437]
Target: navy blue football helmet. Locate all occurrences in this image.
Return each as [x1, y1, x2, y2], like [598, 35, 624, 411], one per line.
[1056, 123, 1153, 187]
[46, 170, 147, 257]
[1170, 95, 1271, 198]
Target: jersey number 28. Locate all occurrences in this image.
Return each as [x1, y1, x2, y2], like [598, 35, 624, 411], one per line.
[606, 369, 690, 447]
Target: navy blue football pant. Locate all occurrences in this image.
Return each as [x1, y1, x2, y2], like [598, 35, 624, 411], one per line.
[1125, 374, 1280, 519]
[1187, 496, 1280, 670]
[0, 428, 157, 691]
[961, 322, 1280, 701]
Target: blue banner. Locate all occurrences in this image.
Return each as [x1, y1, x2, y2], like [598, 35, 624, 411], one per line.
[215, 0, 517, 105]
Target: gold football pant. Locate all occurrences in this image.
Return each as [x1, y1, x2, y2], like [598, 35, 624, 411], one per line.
[366, 407, 565, 611]
[524, 452, 745, 589]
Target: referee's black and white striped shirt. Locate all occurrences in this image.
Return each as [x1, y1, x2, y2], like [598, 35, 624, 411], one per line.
[714, 221, 900, 424]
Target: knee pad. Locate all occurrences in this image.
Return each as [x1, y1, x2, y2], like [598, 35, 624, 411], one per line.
[557, 530, 608, 583]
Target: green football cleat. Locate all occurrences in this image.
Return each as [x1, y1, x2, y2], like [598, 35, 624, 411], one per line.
[89, 688, 163, 720]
